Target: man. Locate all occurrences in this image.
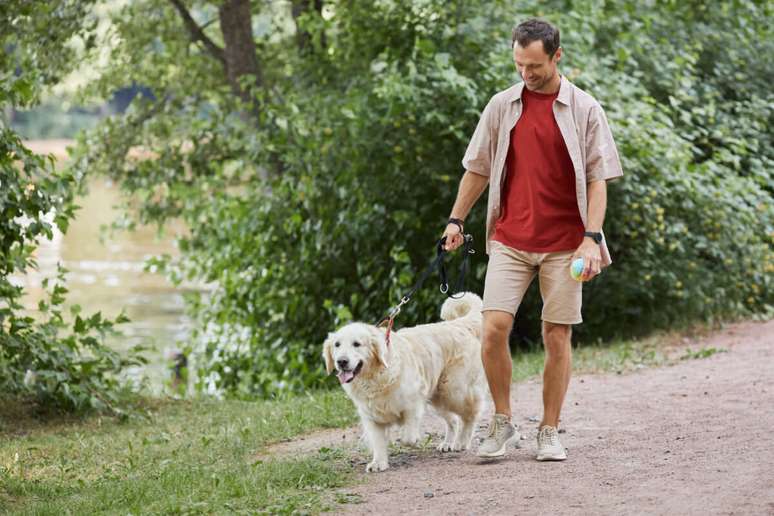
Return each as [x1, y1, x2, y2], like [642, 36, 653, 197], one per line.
[442, 18, 623, 461]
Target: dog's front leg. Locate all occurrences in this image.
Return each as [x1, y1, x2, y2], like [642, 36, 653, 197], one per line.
[400, 403, 425, 446]
[362, 418, 389, 472]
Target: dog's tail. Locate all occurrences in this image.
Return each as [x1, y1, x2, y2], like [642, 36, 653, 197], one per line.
[440, 292, 483, 322]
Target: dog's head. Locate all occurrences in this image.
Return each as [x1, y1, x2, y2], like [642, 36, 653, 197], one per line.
[322, 322, 389, 384]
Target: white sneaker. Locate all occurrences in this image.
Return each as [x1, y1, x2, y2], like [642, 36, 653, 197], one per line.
[536, 425, 567, 461]
[477, 414, 520, 458]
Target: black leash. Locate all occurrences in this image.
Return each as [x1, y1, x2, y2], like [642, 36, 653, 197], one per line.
[376, 234, 475, 332]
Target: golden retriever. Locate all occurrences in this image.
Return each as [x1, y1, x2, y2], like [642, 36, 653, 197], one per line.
[323, 292, 485, 472]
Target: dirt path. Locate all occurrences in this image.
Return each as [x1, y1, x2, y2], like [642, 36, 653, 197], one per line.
[324, 320, 774, 515]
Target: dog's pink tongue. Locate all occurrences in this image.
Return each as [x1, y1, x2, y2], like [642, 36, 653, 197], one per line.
[337, 370, 354, 384]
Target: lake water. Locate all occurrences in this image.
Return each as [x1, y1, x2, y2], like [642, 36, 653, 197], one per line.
[16, 141, 191, 393]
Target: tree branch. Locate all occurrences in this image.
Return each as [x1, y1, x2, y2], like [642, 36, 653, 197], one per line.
[168, 0, 226, 65]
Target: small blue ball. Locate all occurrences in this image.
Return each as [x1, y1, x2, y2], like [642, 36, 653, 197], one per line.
[570, 258, 585, 281]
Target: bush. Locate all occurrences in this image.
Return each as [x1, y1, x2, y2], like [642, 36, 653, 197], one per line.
[71, 0, 772, 397]
[0, 1, 142, 412]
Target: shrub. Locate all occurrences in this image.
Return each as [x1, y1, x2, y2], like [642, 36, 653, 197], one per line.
[70, 0, 772, 397]
[1, 1, 142, 412]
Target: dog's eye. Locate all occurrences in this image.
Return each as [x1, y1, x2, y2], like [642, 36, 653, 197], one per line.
[353, 341, 361, 348]
[334, 342, 340, 348]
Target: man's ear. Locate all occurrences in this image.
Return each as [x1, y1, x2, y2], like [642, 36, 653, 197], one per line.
[371, 327, 390, 369]
[322, 333, 335, 374]
[553, 46, 562, 63]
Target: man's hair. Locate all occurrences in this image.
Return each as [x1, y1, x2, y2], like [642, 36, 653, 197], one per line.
[512, 18, 560, 56]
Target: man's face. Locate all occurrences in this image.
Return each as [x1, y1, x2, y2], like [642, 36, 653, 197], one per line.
[513, 40, 561, 92]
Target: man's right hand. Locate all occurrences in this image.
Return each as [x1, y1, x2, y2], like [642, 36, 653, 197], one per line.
[442, 223, 464, 251]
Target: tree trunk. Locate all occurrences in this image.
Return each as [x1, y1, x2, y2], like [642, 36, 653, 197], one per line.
[218, 0, 261, 109]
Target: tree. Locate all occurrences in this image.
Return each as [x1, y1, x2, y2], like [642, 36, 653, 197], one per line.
[68, 0, 772, 397]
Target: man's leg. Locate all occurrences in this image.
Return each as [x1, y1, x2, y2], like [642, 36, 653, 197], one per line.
[540, 322, 572, 429]
[478, 242, 536, 458]
[477, 309, 520, 457]
[482, 310, 515, 418]
[535, 250, 581, 461]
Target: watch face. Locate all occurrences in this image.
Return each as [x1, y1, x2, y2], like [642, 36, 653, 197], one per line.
[586, 232, 602, 243]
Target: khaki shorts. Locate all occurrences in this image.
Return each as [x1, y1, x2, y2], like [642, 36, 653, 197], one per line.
[482, 240, 582, 324]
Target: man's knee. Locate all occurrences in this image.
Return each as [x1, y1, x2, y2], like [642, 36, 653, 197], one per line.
[482, 310, 513, 352]
[542, 322, 572, 360]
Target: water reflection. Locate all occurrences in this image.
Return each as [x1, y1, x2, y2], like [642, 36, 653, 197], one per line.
[17, 140, 191, 393]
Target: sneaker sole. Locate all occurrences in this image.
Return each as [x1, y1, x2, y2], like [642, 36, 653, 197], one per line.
[477, 433, 521, 458]
[536, 451, 567, 461]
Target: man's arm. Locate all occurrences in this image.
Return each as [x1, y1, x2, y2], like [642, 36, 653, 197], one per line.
[442, 171, 489, 251]
[574, 179, 607, 278]
[585, 179, 607, 233]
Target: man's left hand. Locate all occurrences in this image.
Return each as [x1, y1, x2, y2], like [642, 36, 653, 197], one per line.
[573, 238, 602, 281]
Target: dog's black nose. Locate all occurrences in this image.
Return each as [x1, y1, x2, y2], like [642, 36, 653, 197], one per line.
[337, 358, 349, 369]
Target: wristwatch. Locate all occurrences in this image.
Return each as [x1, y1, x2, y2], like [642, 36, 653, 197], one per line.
[584, 231, 603, 244]
[448, 217, 464, 233]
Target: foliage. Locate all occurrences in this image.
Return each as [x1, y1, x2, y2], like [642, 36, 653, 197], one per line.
[0, 0, 141, 412]
[69, 0, 772, 397]
[562, 0, 773, 337]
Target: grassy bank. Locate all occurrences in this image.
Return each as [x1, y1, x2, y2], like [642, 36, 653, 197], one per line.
[1, 392, 359, 514]
[0, 327, 725, 514]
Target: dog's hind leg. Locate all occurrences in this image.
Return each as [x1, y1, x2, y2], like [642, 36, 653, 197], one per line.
[435, 410, 459, 452]
[361, 417, 390, 472]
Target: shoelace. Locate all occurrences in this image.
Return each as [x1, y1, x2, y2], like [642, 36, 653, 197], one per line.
[539, 427, 558, 447]
[487, 417, 511, 439]
[486, 418, 501, 438]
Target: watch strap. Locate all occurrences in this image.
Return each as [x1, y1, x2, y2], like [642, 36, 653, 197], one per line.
[584, 231, 603, 244]
[448, 218, 464, 233]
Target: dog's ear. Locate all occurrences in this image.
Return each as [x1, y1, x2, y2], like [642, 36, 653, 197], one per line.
[322, 333, 335, 374]
[370, 327, 390, 369]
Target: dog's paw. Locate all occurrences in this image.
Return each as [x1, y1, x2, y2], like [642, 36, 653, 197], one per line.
[366, 459, 389, 473]
[438, 440, 466, 452]
[399, 436, 420, 447]
[437, 442, 455, 452]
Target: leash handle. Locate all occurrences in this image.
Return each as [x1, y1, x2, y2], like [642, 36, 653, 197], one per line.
[375, 234, 475, 327]
[451, 234, 475, 298]
[437, 234, 475, 298]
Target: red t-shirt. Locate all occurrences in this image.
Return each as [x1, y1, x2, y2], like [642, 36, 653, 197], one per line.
[492, 88, 584, 252]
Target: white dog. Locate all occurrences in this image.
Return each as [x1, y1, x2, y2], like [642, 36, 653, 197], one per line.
[323, 292, 486, 472]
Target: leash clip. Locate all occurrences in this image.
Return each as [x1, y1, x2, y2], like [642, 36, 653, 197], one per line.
[386, 295, 409, 320]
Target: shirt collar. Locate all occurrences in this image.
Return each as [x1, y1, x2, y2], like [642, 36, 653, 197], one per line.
[509, 75, 571, 105]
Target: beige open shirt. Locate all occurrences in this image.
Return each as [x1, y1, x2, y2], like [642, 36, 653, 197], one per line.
[462, 75, 623, 267]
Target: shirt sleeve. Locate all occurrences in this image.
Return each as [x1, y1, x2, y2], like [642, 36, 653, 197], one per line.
[585, 103, 623, 183]
[461, 97, 498, 177]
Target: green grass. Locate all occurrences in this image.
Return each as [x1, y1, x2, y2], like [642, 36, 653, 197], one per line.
[0, 327, 728, 514]
[0, 392, 359, 514]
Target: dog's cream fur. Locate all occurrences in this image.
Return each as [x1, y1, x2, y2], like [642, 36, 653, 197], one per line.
[323, 292, 485, 472]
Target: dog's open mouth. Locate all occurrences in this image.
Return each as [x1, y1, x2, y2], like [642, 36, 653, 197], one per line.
[337, 361, 363, 384]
